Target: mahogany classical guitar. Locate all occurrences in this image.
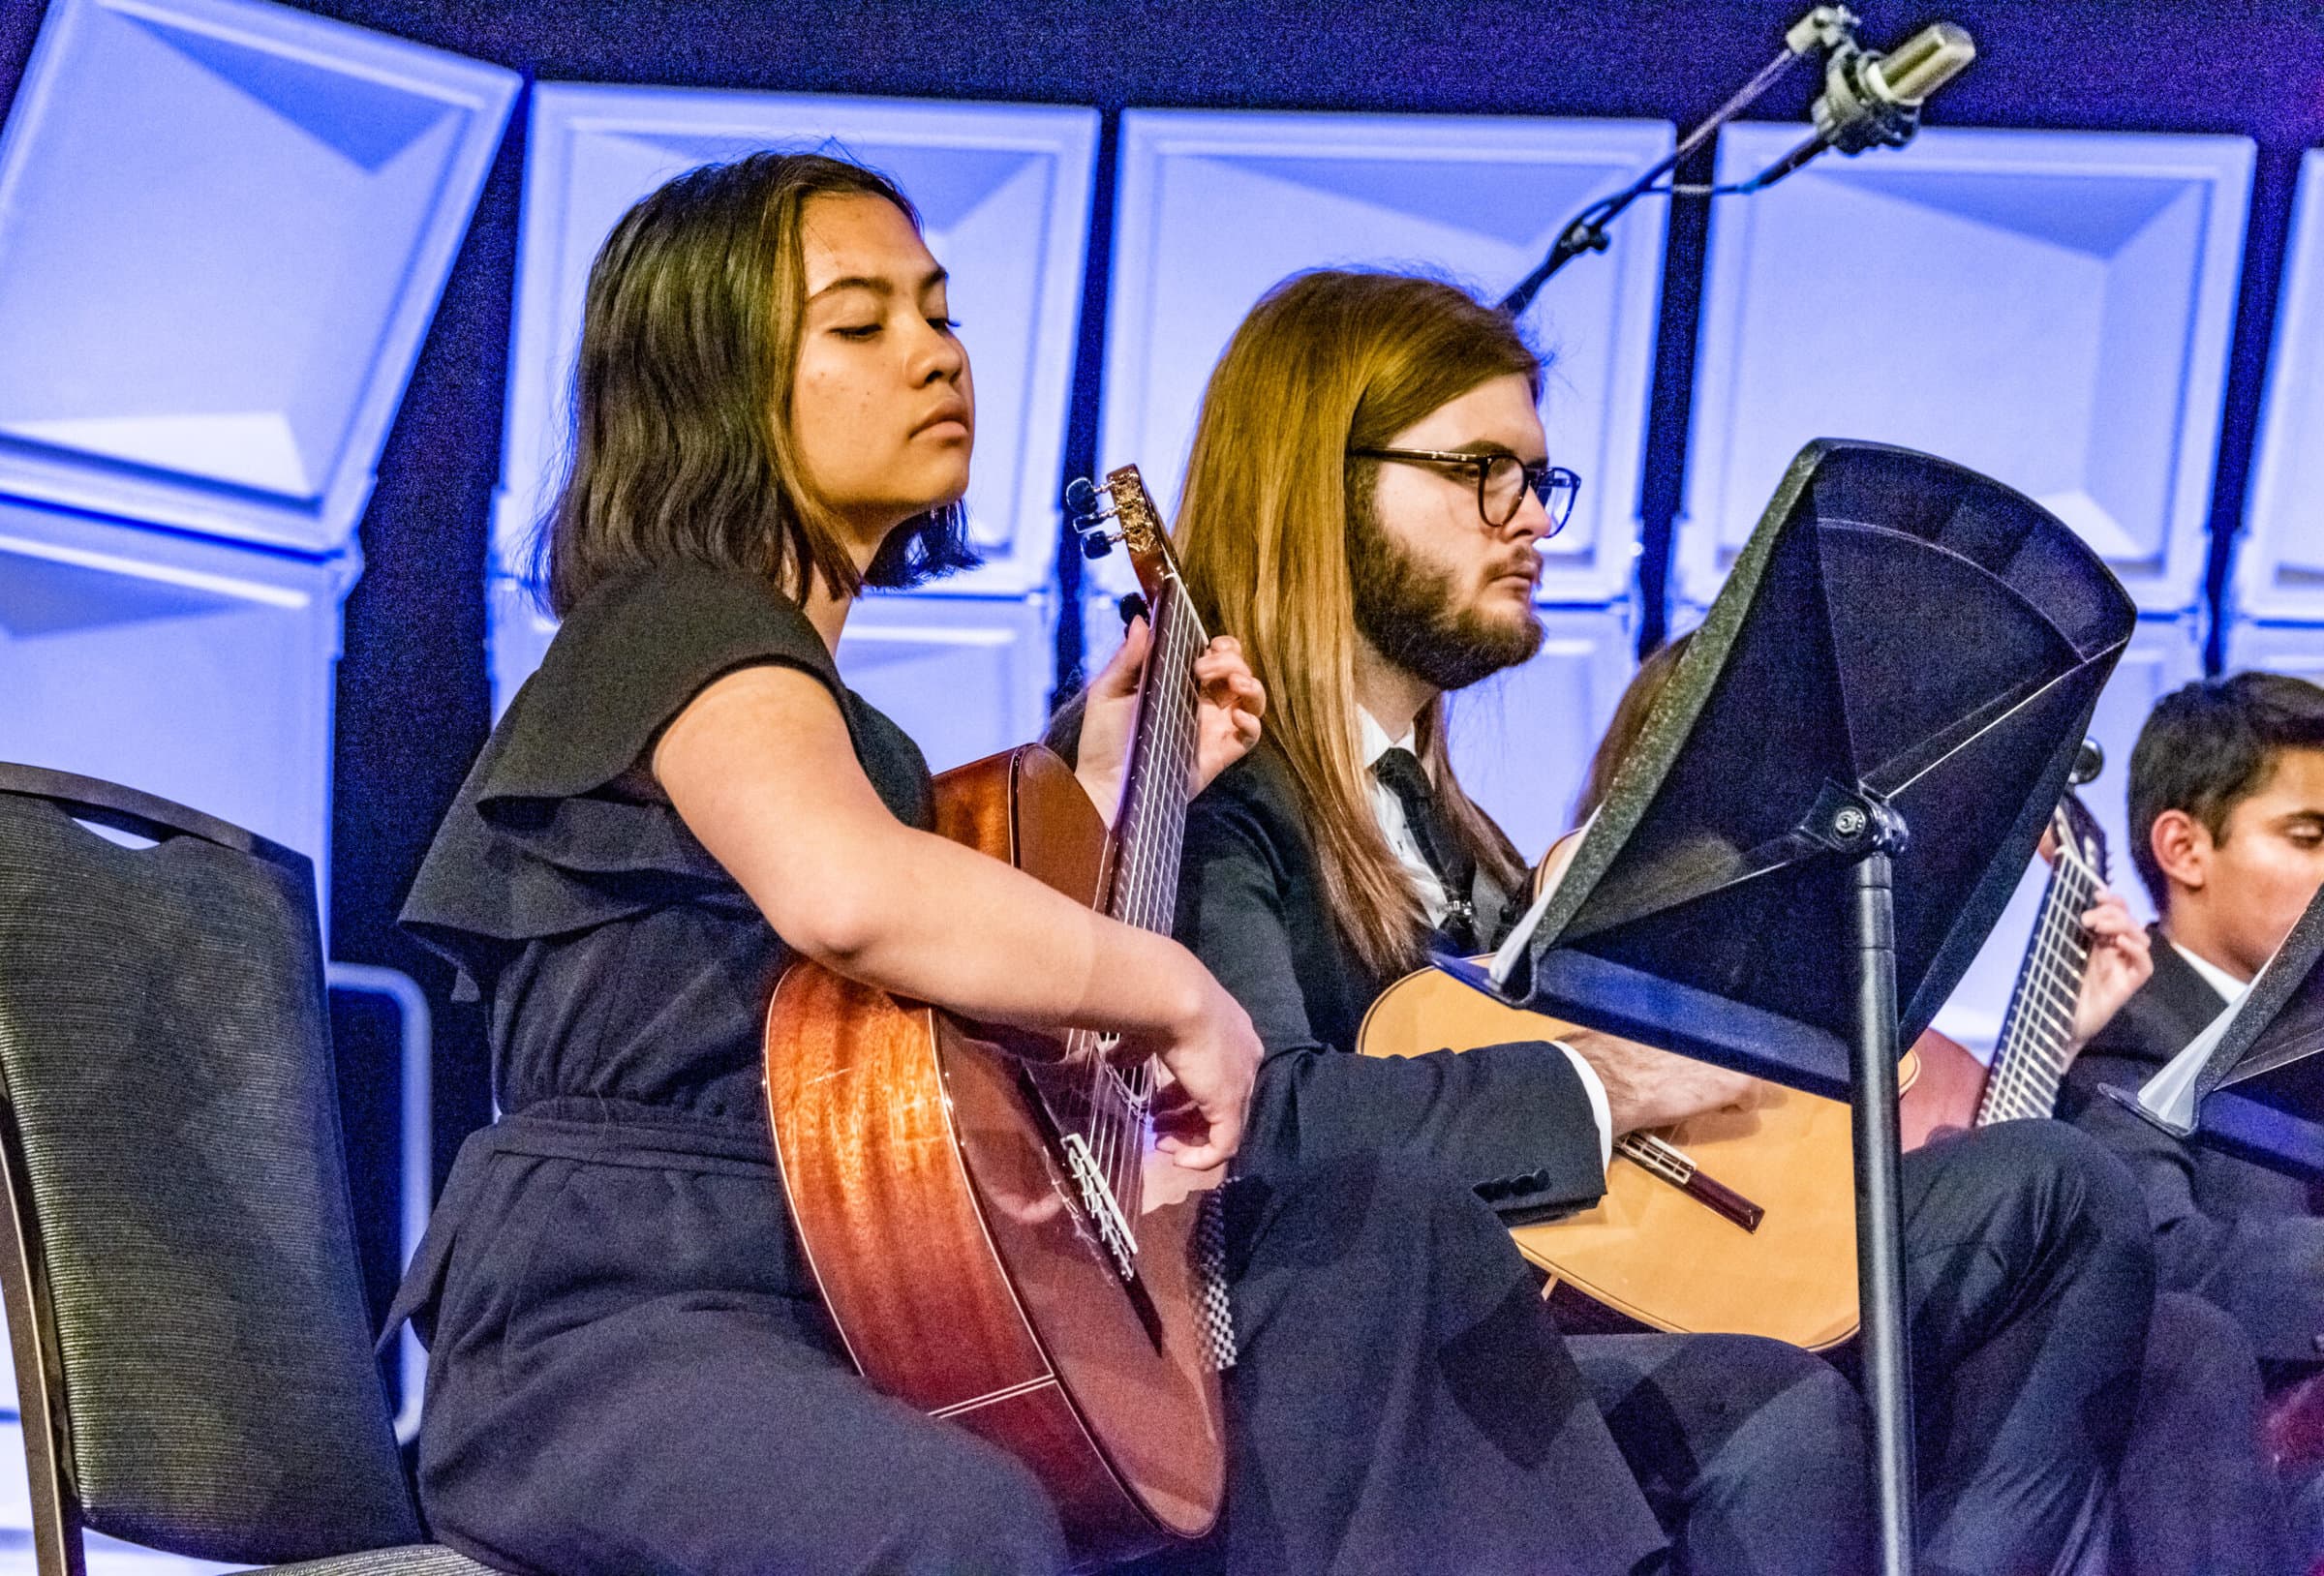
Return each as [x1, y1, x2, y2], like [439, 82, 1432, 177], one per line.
[1358, 751, 2109, 1350]
[764, 468, 1227, 1568]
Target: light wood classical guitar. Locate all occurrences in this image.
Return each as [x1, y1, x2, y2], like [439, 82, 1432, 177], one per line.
[764, 468, 1227, 1568]
[1359, 758, 2109, 1350]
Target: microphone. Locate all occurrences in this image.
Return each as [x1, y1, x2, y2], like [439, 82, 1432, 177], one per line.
[1749, 21, 1976, 190]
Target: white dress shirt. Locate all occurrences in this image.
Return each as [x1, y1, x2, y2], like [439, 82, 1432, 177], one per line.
[1359, 709, 1614, 1171]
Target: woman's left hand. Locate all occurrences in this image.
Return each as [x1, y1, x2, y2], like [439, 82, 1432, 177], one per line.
[1190, 634, 1265, 794]
[1073, 616, 1149, 825]
[2070, 888, 2154, 1052]
[1074, 621, 1265, 822]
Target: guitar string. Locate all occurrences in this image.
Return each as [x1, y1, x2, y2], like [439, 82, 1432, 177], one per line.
[1981, 822, 2103, 1123]
[1982, 815, 2081, 1121]
[1982, 818, 2070, 1122]
[1987, 856, 2095, 1121]
[1122, 583, 1201, 1208]
[1094, 577, 1201, 1213]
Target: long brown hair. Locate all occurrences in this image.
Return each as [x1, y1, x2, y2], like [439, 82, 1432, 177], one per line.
[535, 151, 977, 617]
[1173, 270, 1541, 977]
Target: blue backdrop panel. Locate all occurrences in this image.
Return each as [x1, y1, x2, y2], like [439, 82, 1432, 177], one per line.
[1100, 109, 1674, 605]
[838, 593, 1055, 774]
[492, 85, 1098, 716]
[1684, 125, 2253, 617]
[1083, 597, 1636, 868]
[1442, 605, 1638, 863]
[1927, 613, 2204, 1052]
[0, 0, 516, 556]
[2227, 621, 2324, 685]
[2237, 148, 2324, 625]
[0, 498, 356, 866]
[495, 575, 1054, 778]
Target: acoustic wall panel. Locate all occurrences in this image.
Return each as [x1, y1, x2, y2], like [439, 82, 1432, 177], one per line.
[1684, 126, 2253, 616]
[835, 593, 1054, 775]
[1101, 110, 1674, 603]
[2226, 620, 2324, 684]
[495, 578, 1052, 778]
[1928, 614, 2205, 1053]
[495, 84, 1098, 633]
[0, 498, 358, 869]
[1084, 599, 1635, 868]
[0, 0, 517, 555]
[2237, 150, 2324, 623]
[1444, 606, 1638, 864]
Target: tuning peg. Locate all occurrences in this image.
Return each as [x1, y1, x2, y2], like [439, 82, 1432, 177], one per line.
[1064, 475, 1120, 560]
[2071, 739, 2103, 786]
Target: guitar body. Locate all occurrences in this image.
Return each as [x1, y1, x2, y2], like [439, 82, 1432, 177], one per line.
[1359, 965, 1928, 1350]
[765, 744, 1225, 1567]
[1899, 1030, 1990, 1149]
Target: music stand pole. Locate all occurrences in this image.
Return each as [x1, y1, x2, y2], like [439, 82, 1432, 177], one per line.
[1494, 441, 2139, 1576]
[1850, 840, 1916, 1575]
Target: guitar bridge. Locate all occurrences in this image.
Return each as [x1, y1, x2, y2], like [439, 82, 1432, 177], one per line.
[1061, 1133, 1140, 1278]
[1615, 1133, 1765, 1232]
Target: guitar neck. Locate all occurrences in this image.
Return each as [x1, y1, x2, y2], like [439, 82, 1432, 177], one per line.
[1103, 573, 1205, 937]
[1975, 823, 2101, 1125]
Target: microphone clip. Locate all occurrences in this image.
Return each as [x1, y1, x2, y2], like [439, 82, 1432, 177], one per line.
[1815, 38, 1921, 156]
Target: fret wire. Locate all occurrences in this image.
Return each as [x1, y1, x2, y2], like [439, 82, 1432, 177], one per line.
[1983, 848, 2105, 1122]
[1101, 579, 1202, 1207]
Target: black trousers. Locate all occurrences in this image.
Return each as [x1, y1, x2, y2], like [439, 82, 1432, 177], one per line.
[1140, 1152, 1867, 1576]
[1863, 1120, 2156, 1576]
[2114, 1292, 2285, 1576]
[1142, 1121, 2153, 1576]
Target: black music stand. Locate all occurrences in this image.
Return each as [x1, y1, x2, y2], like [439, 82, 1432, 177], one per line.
[2109, 884, 2324, 1179]
[1472, 439, 2136, 1575]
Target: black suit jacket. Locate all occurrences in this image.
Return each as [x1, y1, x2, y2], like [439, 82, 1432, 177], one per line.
[1173, 748, 1608, 1224]
[2063, 927, 2324, 1361]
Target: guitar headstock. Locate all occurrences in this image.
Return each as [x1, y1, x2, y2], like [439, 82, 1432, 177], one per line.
[2055, 738, 2110, 884]
[1064, 465, 1179, 606]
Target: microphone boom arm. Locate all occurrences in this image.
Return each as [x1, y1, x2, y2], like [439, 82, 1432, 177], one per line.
[1499, 4, 1861, 316]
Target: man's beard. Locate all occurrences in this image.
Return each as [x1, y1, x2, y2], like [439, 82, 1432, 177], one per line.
[1347, 500, 1543, 692]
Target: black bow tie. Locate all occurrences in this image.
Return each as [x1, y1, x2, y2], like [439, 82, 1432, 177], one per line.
[1372, 746, 1480, 952]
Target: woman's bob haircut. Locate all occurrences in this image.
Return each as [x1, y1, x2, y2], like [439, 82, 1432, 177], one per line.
[534, 150, 978, 617]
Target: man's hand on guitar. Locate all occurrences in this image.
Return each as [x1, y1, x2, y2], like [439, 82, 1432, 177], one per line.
[1557, 1028, 1761, 1137]
[1129, 968, 1260, 1173]
[2070, 888, 2153, 1051]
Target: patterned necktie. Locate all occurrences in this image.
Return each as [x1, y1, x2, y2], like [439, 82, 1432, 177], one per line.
[1371, 746, 1480, 953]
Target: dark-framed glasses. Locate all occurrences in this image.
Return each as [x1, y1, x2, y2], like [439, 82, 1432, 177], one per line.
[1349, 447, 1582, 534]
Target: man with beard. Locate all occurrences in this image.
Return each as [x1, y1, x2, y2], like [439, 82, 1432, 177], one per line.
[1158, 269, 2156, 1576]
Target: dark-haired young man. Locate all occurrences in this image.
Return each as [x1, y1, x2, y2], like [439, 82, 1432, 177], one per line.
[2064, 673, 2324, 1345]
[2061, 673, 2324, 1565]
[1155, 267, 2157, 1576]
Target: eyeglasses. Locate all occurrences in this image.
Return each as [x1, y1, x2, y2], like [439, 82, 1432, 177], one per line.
[1348, 447, 1581, 535]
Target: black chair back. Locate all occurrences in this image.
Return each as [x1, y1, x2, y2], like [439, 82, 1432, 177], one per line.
[0, 763, 422, 1568]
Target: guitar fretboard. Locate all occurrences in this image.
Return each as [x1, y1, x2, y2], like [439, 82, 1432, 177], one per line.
[1975, 811, 2102, 1125]
[1035, 568, 1208, 1254]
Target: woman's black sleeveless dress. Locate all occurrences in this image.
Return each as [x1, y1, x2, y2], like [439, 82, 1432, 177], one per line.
[390, 564, 1068, 1576]
[390, 561, 1677, 1576]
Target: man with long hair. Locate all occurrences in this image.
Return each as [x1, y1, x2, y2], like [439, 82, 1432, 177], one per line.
[1166, 268, 2158, 1575]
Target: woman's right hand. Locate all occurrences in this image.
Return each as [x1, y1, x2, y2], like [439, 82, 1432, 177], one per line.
[1130, 967, 1260, 1174]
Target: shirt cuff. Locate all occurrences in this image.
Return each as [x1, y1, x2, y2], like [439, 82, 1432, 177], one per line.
[1552, 1041, 1615, 1173]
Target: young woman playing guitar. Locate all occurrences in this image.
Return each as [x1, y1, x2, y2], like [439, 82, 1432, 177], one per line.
[383, 155, 1725, 1576]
